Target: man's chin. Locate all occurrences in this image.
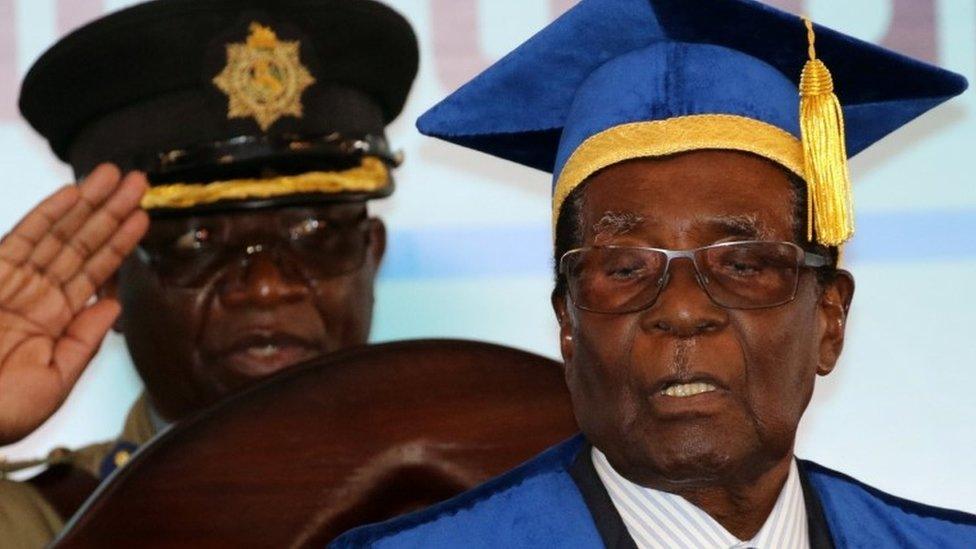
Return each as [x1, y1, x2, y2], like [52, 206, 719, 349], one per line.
[615, 431, 745, 489]
[650, 454, 737, 488]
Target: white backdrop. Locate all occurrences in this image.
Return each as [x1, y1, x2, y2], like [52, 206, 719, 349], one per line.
[0, 0, 973, 514]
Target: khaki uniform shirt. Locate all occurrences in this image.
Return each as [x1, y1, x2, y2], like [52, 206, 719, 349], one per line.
[0, 395, 157, 548]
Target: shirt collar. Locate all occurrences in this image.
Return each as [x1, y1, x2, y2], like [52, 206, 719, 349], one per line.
[591, 447, 810, 549]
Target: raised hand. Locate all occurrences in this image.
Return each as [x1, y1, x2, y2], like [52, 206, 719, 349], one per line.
[0, 164, 149, 445]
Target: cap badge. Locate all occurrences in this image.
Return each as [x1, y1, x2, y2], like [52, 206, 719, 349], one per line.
[213, 22, 316, 131]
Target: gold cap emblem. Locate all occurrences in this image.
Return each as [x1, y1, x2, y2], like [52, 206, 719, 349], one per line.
[213, 23, 316, 131]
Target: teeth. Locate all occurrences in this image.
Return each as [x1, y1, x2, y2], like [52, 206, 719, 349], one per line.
[247, 344, 279, 358]
[662, 382, 717, 398]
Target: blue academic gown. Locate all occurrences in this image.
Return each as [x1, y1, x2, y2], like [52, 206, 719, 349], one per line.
[331, 435, 976, 548]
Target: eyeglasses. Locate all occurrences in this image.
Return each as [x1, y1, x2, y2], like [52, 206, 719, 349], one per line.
[559, 241, 830, 313]
[136, 214, 371, 289]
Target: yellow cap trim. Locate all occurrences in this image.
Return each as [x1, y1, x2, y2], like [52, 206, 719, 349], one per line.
[141, 156, 390, 210]
[552, 114, 805, 234]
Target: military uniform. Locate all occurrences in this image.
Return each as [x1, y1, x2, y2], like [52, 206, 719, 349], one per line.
[0, 396, 156, 547]
[3, 0, 418, 545]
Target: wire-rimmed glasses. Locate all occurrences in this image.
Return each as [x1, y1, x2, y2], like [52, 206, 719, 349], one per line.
[559, 240, 830, 313]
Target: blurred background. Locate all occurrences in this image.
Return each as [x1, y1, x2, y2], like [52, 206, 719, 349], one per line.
[0, 0, 973, 513]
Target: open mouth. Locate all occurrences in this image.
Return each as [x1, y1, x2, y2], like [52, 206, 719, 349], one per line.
[649, 374, 729, 417]
[214, 332, 322, 378]
[660, 382, 719, 398]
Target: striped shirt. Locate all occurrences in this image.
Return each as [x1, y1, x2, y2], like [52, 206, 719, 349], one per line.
[592, 448, 809, 549]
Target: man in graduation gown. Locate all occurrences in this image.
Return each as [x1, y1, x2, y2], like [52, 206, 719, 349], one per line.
[0, 0, 417, 545]
[332, 0, 976, 546]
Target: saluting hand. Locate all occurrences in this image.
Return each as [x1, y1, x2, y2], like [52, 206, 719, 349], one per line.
[0, 164, 148, 445]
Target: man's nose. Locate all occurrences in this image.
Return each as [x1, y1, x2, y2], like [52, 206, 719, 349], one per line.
[218, 249, 310, 308]
[640, 258, 728, 337]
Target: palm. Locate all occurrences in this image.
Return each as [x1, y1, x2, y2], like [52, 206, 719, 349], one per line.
[0, 165, 148, 445]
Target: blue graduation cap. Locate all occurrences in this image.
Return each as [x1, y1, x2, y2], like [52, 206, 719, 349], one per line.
[417, 0, 967, 246]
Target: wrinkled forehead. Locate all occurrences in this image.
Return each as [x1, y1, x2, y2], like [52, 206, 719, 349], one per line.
[577, 152, 799, 242]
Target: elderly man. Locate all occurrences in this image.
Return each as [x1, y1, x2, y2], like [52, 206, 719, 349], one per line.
[333, 0, 975, 546]
[0, 0, 417, 544]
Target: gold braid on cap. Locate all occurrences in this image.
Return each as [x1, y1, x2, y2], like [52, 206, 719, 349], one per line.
[799, 18, 855, 246]
[141, 156, 389, 210]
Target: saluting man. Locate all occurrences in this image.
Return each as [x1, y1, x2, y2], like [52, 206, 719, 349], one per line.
[334, 0, 976, 546]
[0, 0, 417, 545]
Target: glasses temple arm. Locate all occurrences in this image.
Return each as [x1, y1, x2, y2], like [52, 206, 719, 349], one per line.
[802, 251, 831, 268]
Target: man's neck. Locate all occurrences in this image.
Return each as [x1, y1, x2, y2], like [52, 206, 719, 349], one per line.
[665, 457, 793, 540]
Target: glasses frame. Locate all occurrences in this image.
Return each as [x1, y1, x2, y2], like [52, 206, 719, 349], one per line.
[134, 215, 373, 290]
[558, 240, 831, 313]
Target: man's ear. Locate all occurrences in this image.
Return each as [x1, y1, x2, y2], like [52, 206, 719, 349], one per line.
[551, 289, 574, 366]
[366, 217, 387, 276]
[99, 273, 123, 333]
[817, 270, 855, 376]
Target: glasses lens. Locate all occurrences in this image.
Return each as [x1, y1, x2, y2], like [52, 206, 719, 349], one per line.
[563, 247, 667, 313]
[140, 217, 369, 289]
[286, 217, 369, 276]
[698, 242, 801, 308]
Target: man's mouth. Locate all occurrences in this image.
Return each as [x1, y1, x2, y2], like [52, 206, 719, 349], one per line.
[649, 374, 730, 416]
[660, 382, 718, 398]
[213, 332, 322, 379]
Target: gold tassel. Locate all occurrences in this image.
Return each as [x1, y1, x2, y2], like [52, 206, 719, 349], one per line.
[799, 18, 854, 246]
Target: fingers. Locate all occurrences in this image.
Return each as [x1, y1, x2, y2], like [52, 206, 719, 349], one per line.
[72, 170, 149, 256]
[44, 171, 148, 285]
[62, 209, 150, 312]
[0, 185, 79, 266]
[27, 164, 128, 272]
[78, 163, 125, 203]
[51, 298, 121, 388]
